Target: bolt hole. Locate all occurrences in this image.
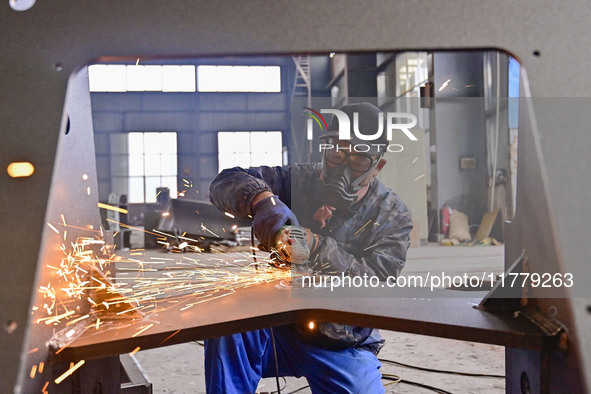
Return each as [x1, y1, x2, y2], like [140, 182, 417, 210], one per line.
[520, 372, 531, 394]
[532, 50, 541, 57]
[5, 320, 17, 334]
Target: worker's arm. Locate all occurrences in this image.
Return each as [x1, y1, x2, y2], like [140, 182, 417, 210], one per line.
[250, 191, 274, 210]
[311, 207, 413, 281]
[209, 166, 297, 250]
[209, 166, 291, 218]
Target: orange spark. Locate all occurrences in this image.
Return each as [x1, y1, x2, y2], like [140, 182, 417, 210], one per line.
[159, 329, 181, 345]
[55, 360, 85, 384]
[354, 220, 372, 236]
[97, 202, 128, 214]
[132, 323, 154, 338]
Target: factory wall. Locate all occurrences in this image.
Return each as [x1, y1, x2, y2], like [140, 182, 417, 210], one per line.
[430, 50, 512, 238]
[433, 98, 487, 225]
[432, 52, 488, 229]
[91, 61, 293, 225]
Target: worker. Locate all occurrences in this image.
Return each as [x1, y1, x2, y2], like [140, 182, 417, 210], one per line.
[205, 102, 413, 393]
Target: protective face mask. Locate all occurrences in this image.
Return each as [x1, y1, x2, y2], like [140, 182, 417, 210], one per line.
[315, 160, 376, 212]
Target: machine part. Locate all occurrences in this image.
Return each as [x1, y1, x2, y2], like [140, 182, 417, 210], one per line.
[275, 225, 311, 265]
[479, 250, 567, 343]
[120, 354, 153, 394]
[478, 249, 527, 310]
[519, 305, 565, 339]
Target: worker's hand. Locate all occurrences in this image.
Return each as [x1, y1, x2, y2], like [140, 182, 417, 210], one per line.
[275, 225, 319, 265]
[252, 195, 299, 251]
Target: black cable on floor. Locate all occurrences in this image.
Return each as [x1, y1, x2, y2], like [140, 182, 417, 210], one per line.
[379, 357, 505, 379]
[269, 377, 287, 393]
[382, 374, 453, 394]
[284, 385, 310, 394]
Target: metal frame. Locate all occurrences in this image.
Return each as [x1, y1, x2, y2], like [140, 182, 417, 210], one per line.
[2, 1, 590, 393]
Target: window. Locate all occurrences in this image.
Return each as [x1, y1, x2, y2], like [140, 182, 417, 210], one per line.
[218, 131, 283, 172]
[396, 52, 429, 97]
[88, 65, 196, 92]
[197, 66, 281, 92]
[111, 132, 178, 203]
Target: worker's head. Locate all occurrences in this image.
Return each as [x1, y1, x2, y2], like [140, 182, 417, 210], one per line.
[316, 102, 388, 211]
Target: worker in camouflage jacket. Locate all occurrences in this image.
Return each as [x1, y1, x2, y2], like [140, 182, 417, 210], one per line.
[205, 103, 413, 393]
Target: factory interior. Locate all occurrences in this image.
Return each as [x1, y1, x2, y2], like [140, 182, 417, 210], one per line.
[80, 50, 514, 393]
[4, 2, 591, 394]
[87, 50, 516, 393]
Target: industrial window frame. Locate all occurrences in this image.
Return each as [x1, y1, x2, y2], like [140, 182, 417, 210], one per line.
[197, 65, 282, 92]
[111, 131, 178, 204]
[217, 131, 283, 172]
[88, 65, 196, 92]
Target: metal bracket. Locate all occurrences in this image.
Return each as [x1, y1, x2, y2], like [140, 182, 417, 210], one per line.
[478, 250, 565, 345]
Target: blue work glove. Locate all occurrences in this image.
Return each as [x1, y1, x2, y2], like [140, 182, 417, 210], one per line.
[252, 195, 299, 251]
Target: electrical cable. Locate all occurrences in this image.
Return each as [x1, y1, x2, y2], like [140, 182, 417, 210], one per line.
[251, 225, 258, 272]
[379, 357, 505, 378]
[253, 226, 280, 393]
[269, 377, 287, 393]
[269, 327, 282, 394]
[382, 374, 453, 394]
[284, 384, 310, 394]
[252, 224, 280, 393]
[382, 373, 402, 385]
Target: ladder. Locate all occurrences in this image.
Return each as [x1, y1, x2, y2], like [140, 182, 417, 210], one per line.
[292, 55, 313, 162]
[292, 54, 312, 105]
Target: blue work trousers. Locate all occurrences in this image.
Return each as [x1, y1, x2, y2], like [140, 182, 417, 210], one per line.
[204, 325, 384, 393]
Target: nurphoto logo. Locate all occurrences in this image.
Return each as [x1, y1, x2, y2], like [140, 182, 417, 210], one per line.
[303, 107, 418, 153]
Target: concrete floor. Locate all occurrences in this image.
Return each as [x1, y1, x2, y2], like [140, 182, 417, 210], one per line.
[130, 244, 506, 393]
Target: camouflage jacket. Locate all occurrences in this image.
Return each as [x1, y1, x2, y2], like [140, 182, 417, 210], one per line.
[209, 163, 413, 353]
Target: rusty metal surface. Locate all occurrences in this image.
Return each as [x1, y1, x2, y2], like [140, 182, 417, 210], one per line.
[55, 282, 551, 362]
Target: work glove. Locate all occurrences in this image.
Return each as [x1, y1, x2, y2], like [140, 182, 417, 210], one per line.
[252, 195, 299, 251]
